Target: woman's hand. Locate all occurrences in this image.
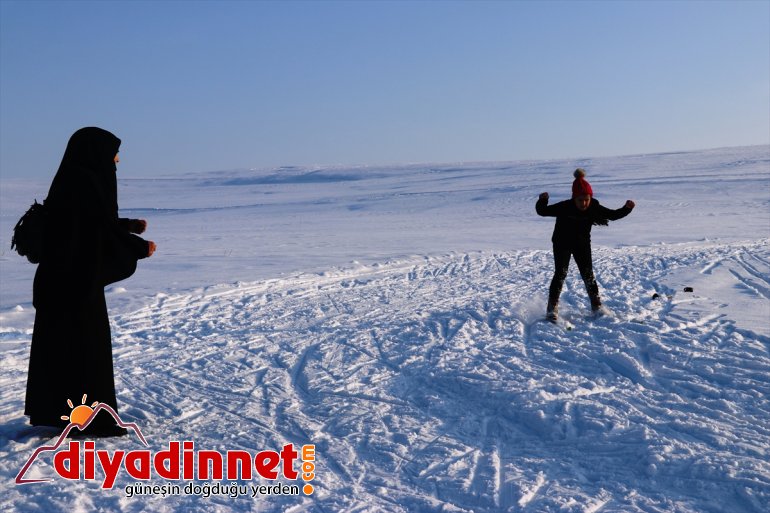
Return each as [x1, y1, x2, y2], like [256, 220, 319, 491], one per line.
[539, 192, 549, 201]
[147, 241, 157, 257]
[625, 200, 636, 209]
[128, 219, 147, 234]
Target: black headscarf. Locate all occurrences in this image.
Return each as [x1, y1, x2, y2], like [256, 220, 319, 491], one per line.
[35, 126, 147, 299]
[46, 127, 121, 217]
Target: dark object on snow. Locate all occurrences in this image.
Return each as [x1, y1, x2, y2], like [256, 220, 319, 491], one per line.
[25, 127, 151, 430]
[652, 293, 661, 300]
[11, 200, 48, 263]
[684, 287, 694, 293]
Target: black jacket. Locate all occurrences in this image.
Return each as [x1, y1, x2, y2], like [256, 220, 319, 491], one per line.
[536, 197, 631, 246]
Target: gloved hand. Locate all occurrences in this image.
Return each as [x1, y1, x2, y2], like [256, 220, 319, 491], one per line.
[126, 219, 147, 234]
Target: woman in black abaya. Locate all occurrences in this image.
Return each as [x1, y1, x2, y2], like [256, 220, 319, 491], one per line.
[25, 127, 156, 436]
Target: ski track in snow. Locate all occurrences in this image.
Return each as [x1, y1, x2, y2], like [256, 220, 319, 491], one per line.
[1, 240, 769, 512]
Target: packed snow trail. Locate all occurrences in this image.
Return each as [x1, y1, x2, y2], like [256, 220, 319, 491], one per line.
[2, 240, 768, 512]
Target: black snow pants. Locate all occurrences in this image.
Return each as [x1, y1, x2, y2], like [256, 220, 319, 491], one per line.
[548, 243, 601, 309]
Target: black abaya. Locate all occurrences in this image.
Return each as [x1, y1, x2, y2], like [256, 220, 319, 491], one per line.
[25, 127, 149, 430]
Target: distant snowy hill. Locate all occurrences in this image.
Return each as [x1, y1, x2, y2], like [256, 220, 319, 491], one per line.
[1, 146, 768, 512]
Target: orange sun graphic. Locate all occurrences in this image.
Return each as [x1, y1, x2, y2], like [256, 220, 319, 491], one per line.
[61, 394, 99, 427]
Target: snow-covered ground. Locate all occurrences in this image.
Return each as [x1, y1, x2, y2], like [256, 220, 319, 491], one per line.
[1, 145, 768, 512]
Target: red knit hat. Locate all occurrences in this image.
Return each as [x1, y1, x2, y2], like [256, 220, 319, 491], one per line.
[572, 168, 593, 198]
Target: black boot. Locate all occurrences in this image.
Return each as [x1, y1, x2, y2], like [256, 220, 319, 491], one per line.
[590, 294, 608, 318]
[546, 298, 559, 323]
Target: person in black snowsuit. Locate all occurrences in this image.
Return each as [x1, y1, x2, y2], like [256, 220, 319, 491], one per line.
[25, 127, 156, 436]
[536, 169, 635, 322]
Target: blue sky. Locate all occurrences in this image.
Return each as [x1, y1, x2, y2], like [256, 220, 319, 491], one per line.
[1, 0, 768, 178]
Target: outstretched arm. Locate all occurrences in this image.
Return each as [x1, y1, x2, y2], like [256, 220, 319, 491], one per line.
[119, 218, 147, 234]
[597, 200, 635, 221]
[536, 192, 562, 217]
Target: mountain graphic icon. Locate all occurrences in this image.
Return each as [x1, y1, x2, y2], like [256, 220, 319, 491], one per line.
[16, 403, 147, 485]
